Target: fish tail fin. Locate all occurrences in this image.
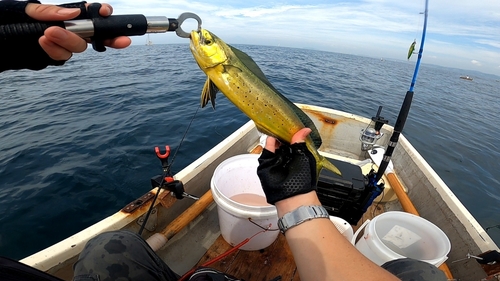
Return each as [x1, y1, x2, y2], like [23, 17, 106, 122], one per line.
[319, 157, 342, 177]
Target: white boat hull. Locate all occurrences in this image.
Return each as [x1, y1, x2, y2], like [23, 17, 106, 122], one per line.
[21, 104, 498, 280]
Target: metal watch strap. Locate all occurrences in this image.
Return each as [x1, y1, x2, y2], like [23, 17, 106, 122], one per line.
[277, 205, 330, 234]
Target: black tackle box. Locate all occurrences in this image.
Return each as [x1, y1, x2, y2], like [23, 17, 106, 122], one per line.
[317, 158, 372, 225]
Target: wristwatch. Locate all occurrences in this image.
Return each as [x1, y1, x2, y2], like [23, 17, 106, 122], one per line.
[277, 205, 330, 234]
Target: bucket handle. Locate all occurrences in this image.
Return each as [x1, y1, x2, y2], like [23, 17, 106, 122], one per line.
[433, 256, 449, 268]
[351, 219, 371, 245]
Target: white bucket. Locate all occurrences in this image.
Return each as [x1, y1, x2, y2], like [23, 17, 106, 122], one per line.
[351, 211, 450, 267]
[211, 154, 279, 251]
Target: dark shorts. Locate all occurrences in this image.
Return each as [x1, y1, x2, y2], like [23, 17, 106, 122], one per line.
[382, 258, 448, 281]
[73, 230, 447, 281]
[73, 231, 180, 281]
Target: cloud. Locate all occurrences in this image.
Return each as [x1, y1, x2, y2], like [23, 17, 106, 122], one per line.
[475, 40, 500, 49]
[214, 5, 309, 18]
[471, 60, 482, 66]
[44, 0, 500, 76]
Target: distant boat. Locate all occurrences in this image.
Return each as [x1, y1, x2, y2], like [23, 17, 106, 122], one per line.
[460, 76, 473, 81]
[146, 34, 153, 46]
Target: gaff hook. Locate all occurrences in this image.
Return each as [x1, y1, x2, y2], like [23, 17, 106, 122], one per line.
[175, 12, 202, 38]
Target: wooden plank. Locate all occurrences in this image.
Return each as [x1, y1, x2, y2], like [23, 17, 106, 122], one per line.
[191, 202, 386, 281]
[194, 233, 299, 280]
[195, 144, 387, 280]
[192, 203, 385, 281]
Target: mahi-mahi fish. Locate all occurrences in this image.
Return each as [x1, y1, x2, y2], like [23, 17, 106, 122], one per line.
[408, 39, 416, 60]
[189, 29, 341, 177]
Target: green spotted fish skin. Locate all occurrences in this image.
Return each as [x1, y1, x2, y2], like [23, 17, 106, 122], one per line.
[189, 29, 341, 177]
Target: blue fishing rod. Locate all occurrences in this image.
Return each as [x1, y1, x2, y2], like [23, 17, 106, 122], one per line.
[363, 0, 429, 210]
[374, 0, 428, 182]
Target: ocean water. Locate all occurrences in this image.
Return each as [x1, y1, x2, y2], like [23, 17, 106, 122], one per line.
[0, 44, 499, 260]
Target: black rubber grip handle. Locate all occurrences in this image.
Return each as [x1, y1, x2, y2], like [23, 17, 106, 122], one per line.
[93, 14, 147, 38]
[0, 15, 148, 41]
[0, 21, 64, 40]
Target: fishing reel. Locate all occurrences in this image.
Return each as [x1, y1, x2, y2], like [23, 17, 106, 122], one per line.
[360, 106, 389, 151]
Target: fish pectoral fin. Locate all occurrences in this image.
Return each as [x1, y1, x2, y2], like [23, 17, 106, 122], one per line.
[223, 64, 243, 74]
[201, 78, 219, 109]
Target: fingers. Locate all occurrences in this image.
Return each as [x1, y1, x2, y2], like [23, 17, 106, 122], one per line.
[26, 3, 81, 21]
[264, 137, 278, 153]
[263, 128, 311, 153]
[93, 3, 132, 49]
[40, 27, 87, 60]
[28, 2, 130, 60]
[94, 4, 131, 49]
[86, 3, 113, 17]
[291, 128, 312, 144]
[104, 37, 132, 49]
[26, 2, 114, 20]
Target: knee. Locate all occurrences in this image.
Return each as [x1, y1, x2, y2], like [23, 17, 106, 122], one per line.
[381, 258, 447, 281]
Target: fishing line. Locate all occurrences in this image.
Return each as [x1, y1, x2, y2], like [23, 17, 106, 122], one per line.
[169, 105, 202, 166]
[486, 224, 500, 232]
[248, 219, 279, 231]
[214, 126, 225, 138]
[412, 0, 425, 44]
[371, 185, 385, 218]
[138, 105, 201, 236]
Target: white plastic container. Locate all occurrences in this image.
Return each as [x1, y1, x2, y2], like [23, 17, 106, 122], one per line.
[211, 154, 279, 251]
[351, 211, 451, 267]
[330, 216, 354, 241]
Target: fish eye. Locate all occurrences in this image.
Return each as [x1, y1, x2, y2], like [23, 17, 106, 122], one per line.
[204, 39, 213, 45]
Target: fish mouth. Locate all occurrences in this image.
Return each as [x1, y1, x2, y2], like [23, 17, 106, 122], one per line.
[189, 29, 226, 68]
[190, 29, 205, 45]
[190, 30, 199, 44]
[189, 30, 202, 57]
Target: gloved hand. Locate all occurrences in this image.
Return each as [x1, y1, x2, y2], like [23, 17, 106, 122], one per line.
[0, 1, 88, 71]
[0, 1, 88, 24]
[0, 1, 130, 72]
[257, 128, 317, 205]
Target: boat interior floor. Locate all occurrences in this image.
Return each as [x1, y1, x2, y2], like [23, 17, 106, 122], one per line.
[168, 145, 395, 280]
[187, 204, 386, 281]
[50, 144, 403, 281]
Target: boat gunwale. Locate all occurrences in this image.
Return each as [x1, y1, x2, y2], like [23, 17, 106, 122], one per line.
[20, 121, 258, 271]
[19, 103, 498, 279]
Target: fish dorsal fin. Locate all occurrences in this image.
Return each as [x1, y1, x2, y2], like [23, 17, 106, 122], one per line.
[229, 44, 322, 148]
[229, 45, 276, 89]
[201, 78, 218, 109]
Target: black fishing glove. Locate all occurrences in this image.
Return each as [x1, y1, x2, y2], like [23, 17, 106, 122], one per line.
[257, 142, 317, 205]
[0, 0, 88, 72]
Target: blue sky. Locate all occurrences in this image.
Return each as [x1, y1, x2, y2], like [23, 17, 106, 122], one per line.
[51, 0, 499, 76]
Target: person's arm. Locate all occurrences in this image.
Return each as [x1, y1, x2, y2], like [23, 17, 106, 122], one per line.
[0, 1, 131, 72]
[258, 128, 400, 281]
